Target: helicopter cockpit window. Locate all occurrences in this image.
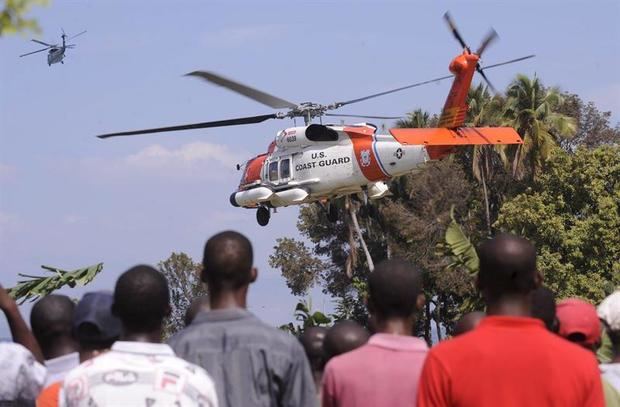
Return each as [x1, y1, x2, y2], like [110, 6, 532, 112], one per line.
[269, 161, 279, 182]
[280, 159, 290, 179]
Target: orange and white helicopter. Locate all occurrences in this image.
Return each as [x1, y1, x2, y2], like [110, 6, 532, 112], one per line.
[98, 13, 532, 226]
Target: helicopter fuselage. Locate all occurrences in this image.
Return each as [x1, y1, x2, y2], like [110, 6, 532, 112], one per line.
[48, 47, 65, 66]
[231, 123, 429, 210]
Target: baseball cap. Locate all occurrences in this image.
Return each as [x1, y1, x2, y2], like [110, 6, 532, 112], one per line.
[598, 289, 620, 332]
[73, 291, 122, 344]
[556, 298, 601, 346]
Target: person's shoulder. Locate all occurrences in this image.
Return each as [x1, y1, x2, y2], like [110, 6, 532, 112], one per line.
[0, 341, 31, 358]
[324, 343, 372, 373]
[428, 330, 479, 357]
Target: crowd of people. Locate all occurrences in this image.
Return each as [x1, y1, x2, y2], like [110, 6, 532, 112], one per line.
[0, 230, 619, 406]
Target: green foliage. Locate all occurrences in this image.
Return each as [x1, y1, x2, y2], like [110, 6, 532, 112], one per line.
[495, 146, 620, 302]
[557, 93, 620, 150]
[269, 238, 325, 296]
[8, 263, 104, 304]
[0, 0, 47, 36]
[501, 75, 577, 179]
[279, 299, 332, 335]
[440, 208, 479, 275]
[158, 252, 207, 338]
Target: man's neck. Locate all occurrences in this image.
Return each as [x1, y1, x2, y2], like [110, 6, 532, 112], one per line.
[373, 316, 414, 336]
[121, 327, 162, 343]
[45, 338, 78, 360]
[485, 296, 531, 317]
[209, 287, 248, 310]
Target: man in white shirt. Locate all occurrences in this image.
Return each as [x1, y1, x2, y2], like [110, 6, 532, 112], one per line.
[0, 284, 47, 404]
[30, 294, 80, 386]
[61, 265, 218, 407]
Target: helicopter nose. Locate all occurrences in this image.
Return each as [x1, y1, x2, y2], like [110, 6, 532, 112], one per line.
[229, 193, 240, 207]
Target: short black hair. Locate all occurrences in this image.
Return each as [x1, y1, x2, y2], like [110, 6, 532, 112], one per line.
[113, 265, 169, 331]
[30, 295, 75, 350]
[368, 259, 423, 319]
[477, 234, 537, 301]
[323, 320, 369, 360]
[299, 326, 328, 371]
[531, 286, 558, 332]
[202, 231, 253, 289]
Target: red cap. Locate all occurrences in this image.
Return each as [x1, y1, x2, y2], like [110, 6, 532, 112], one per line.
[556, 298, 601, 346]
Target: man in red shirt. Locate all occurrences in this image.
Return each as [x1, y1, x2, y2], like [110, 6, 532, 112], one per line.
[322, 259, 428, 407]
[417, 234, 604, 407]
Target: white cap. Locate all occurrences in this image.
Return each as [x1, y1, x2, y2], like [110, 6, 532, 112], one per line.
[597, 289, 620, 331]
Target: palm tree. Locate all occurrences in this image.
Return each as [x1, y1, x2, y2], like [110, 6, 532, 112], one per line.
[396, 109, 432, 129]
[502, 75, 576, 179]
[466, 84, 506, 234]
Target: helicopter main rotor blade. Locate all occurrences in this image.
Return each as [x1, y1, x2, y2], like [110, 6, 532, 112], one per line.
[185, 71, 298, 109]
[333, 54, 534, 108]
[324, 113, 402, 120]
[481, 54, 536, 70]
[19, 47, 51, 57]
[31, 39, 53, 47]
[97, 114, 279, 139]
[69, 30, 87, 40]
[332, 74, 453, 108]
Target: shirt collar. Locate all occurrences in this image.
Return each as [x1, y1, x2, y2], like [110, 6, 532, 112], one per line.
[45, 352, 79, 374]
[479, 315, 547, 329]
[192, 307, 254, 323]
[111, 341, 175, 356]
[368, 333, 428, 352]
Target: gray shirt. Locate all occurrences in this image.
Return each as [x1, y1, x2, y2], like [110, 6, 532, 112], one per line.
[168, 308, 316, 407]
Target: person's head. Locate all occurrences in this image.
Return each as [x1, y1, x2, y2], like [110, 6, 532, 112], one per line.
[597, 290, 620, 356]
[184, 295, 210, 326]
[323, 320, 370, 360]
[30, 294, 78, 359]
[112, 265, 170, 337]
[556, 298, 601, 352]
[531, 286, 558, 332]
[452, 311, 485, 336]
[476, 234, 541, 307]
[202, 231, 257, 296]
[299, 326, 328, 379]
[73, 291, 122, 362]
[367, 259, 424, 327]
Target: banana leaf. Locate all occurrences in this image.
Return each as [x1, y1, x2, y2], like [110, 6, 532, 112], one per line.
[8, 263, 104, 304]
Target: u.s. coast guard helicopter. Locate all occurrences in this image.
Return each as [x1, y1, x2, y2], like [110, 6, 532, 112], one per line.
[20, 29, 86, 66]
[98, 13, 533, 226]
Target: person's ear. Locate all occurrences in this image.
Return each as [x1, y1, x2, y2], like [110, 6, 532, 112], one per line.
[416, 293, 426, 311]
[250, 267, 258, 283]
[533, 271, 543, 288]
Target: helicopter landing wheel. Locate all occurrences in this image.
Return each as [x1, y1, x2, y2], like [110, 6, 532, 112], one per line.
[256, 206, 270, 226]
[327, 203, 339, 223]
